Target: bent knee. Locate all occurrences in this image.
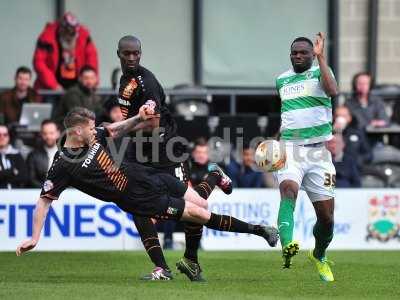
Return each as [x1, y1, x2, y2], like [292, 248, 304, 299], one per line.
[188, 205, 208, 220]
[280, 181, 299, 199]
[318, 214, 334, 229]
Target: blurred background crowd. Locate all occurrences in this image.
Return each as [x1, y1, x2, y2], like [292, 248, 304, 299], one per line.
[2, 1, 400, 193]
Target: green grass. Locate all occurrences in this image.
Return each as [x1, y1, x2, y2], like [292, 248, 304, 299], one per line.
[0, 251, 399, 300]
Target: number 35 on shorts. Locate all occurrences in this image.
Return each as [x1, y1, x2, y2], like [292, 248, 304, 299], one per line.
[323, 173, 336, 187]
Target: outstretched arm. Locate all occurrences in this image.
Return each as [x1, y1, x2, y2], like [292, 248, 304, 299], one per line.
[106, 104, 159, 138]
[314, 32, 339, 97]
[16, 197, 52, 256]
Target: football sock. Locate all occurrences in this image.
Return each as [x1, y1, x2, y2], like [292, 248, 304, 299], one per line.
[183, 172, 219, 263]
[193, 171, 220, 199]
[313, 220, 334, 260]
[277, 197, 296, 247]
[205, 213, 265, 236]
[133, 216, 169, 270]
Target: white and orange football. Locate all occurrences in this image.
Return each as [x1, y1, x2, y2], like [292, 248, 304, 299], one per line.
[255, 140, 286, 172]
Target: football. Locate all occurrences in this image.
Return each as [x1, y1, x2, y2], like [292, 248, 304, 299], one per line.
[255, 140, 286, 172]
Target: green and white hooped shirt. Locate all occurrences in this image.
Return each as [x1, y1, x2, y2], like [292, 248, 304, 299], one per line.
[276, 65, 334, 145]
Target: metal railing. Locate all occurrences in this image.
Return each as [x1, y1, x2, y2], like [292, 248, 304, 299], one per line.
[1, 85, 400, 116]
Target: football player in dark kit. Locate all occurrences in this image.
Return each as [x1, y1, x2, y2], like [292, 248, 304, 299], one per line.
[116, 35, 232, 281]
[16, 108, 279, 274]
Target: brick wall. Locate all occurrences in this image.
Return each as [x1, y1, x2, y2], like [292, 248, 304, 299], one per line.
[338, 0, 400, 91]
[377, 0, 400, 85]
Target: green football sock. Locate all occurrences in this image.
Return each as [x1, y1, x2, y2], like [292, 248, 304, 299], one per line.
[277, 197, 295, 248]
[313, 221, 333, 259]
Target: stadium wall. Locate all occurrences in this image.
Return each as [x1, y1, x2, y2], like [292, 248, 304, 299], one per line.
[1, 189, 399, 251]
[376, 0, 400, 85]
[2, 1, 399, 90]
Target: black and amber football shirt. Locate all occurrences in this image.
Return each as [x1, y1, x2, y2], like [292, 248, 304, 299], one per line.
[118, 65, 182, 168]
[40, 127, 130, 202]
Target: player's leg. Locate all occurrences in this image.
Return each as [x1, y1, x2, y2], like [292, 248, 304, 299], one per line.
[307, 194, 335, 282]
[274, 144, 304, 268]
[278, 180, 299, 247]
[178, 166, 232, 281]
[303, 145, 336, 281]
[179, 200, 278, 246]
[150, 166, 232, 281]
[312, 196, 334, 260]
[155, 167, 214, 266]
[133, 216, 173, 280]
[278, 180, 300, 268]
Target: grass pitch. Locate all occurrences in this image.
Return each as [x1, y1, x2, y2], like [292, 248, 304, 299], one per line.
[0, 250, 399, 300]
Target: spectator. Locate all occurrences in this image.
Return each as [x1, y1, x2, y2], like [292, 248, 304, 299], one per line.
[33, 12, 98, 91]
[345, 72, 389, 129]
[27, 120, 60, 188]
[226, 146, 264, 188]
[0, 67, 40, 124]
[0, 125, 28, 188]
[326, 134, 361, 188]
[100, 97, 124, 124]
[189, 137, 210, 185]
[54, 66, 103, 125]
[334, 105, 372, 169]
[99, 98, 125, 151]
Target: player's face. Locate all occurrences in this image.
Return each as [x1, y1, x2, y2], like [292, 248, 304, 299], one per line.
[80, 120, 97, 146]
[290, 41, 314, 73]
[118, 41, 142, 74]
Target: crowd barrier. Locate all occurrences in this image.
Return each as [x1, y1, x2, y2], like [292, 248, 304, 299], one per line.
[1, 189, 399, 251]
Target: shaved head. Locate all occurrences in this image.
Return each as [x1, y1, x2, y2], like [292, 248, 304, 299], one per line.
[118, 35, 141, 50]
[117, 35, 142, 75]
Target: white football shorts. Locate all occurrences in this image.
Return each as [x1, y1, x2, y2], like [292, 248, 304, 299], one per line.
[273, 142, 336, 201]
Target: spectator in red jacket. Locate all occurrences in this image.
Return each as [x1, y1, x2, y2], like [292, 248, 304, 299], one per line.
[33, 12, 98, 91]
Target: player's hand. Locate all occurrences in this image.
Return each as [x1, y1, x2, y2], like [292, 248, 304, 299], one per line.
[145, 99, 156, 110]
[139, 104, 159, 121]
[313, 32, 325, 57]
[16, 239, 37, 256]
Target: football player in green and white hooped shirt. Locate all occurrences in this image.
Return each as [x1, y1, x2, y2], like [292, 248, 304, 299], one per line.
[274, 32, 339, 282]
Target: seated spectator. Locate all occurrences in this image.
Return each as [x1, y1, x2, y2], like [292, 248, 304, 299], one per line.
[390, 101, 400, 148]
[326, 134, 361, 188]
[345, 72, 389, 129]
[100, 97, 124, 124]
[189, 137, 210, 185]
[0, 67, 40, 124]
[226, 146, 265, 188]
[33, 12, 98, 91]
[27, 120, 60, 188]
[54, 66, 103, 125]
[334, 105, 372, 169]
[0, 125, 28, 188]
